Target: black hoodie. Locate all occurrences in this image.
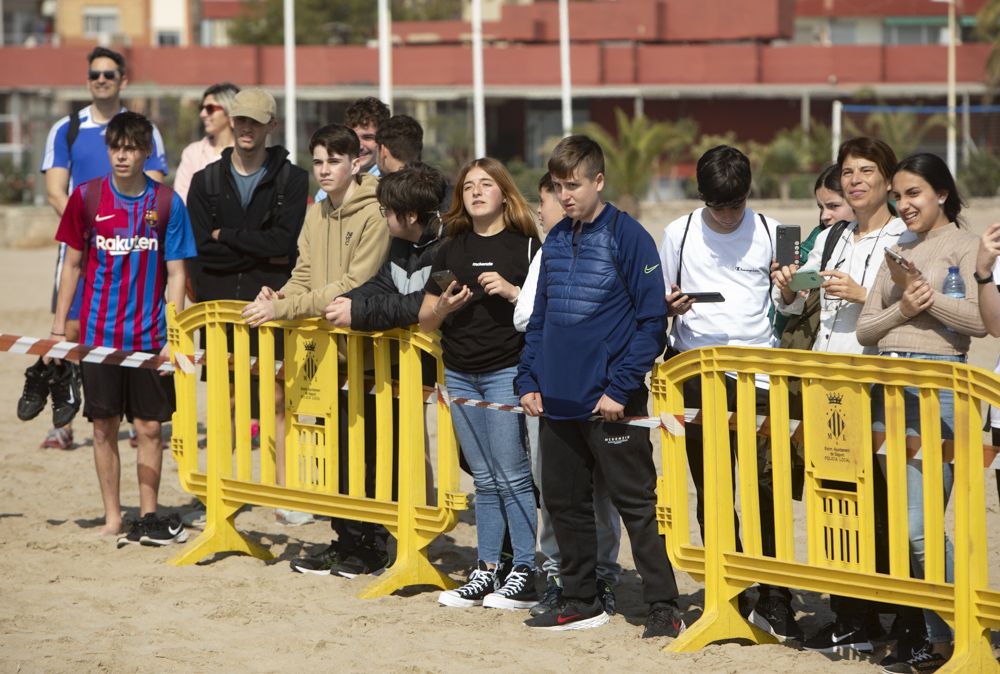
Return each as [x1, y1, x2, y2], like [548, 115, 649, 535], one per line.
[187, 145, 308, 301]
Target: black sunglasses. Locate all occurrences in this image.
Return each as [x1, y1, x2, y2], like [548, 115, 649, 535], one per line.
[88, 69, 121, 81]
[201, 103, 225, 115]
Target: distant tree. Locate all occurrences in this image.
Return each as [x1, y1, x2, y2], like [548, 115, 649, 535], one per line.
[579, 108, 697, 216]
[978, 0, 1000, 91]
[228, 0, 463, 46]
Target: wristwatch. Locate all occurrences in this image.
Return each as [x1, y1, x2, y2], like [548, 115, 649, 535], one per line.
[973, 269, 995, 285]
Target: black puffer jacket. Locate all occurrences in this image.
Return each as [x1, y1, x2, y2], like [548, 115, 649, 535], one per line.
[345, 227, 442, 331]
[187, 145, 308, 301]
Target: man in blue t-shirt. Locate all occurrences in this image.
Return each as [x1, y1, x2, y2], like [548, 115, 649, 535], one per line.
[29, 47, 168, 451]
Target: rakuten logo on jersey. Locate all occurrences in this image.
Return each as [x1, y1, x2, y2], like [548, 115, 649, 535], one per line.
[94, 234, 159, 256]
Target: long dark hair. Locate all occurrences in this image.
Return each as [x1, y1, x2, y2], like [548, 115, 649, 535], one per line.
[893, 153, 965, 226]
[814, 163, 844, 196]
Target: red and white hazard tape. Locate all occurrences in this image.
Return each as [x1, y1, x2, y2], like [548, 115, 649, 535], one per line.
[436, 385, 1000, 470]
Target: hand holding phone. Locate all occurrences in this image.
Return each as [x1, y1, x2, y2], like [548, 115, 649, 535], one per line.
[431, 270, 459, 293]
[885, 248, 921, 288]
[682, 292, 725, 303]
[789, 269, 823, 292]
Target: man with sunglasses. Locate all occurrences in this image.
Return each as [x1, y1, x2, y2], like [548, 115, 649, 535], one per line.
[29, 47, 167, 451]
[658, 145, 803, 642]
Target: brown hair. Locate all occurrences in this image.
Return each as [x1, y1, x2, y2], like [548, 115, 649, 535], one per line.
[548, 134, 604, 180]
[444, 157, 538, 240]
[837, 137, 898, 184]
[105, 111, 153, 153]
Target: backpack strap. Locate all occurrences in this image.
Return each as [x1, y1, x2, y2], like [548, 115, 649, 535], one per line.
[819, 219, 851, 272]
[273, 161, 290, 210]
[204, 160, 221, 223]
[66, 107, 83, 156]
[675, 211, 694, 288]
[608, 210, 636, 310]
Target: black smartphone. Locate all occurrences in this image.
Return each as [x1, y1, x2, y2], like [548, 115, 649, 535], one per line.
[775, 225, 801, 267]
[431, 269, 458, 293]
[683, 292, 725, 303]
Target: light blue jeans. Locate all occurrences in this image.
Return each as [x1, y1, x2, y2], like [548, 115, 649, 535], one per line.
[872, 351, 963, 644]
[446, 365, 537, 568]
[526, 414, 622, 585]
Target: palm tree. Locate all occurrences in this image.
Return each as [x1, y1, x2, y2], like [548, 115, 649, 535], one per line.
[579, 108, 697, 216]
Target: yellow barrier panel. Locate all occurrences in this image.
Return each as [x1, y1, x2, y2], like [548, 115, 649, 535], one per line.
[165, 301, 469, 598]
[652, 347, 1000, 673]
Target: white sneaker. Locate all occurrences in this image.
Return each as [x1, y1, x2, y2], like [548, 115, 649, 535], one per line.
[275, 508, 315, 526]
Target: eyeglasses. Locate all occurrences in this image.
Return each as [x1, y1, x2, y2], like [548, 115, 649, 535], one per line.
[201, 103, 225, 115]
[88, 69, 120, 81]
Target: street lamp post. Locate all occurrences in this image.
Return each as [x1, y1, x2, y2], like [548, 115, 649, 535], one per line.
[932, 0, 958, 176]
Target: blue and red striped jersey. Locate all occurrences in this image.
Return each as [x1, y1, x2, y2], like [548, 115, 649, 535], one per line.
[56, 176, 196, 351]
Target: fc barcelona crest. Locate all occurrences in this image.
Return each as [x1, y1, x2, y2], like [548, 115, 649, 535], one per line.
[144, 209, 158, 227]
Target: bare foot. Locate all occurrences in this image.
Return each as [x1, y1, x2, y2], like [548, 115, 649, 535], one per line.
[98, 521, 123, 537]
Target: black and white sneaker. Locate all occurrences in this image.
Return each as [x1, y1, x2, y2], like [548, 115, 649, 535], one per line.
[880, 622, 928, 669]
[749, 594, 804, 641]
[17, 358, 49, 421]
[529, 581, 563, 617]
[330, 545, 389, 579]
[290, 540, 344, 575]
[597, 578, 617, 616]
[116, 516, 149, 548]
[483, 564, 538, 609]
[643, 601, 686, 638]
[438, 561, 496, 608]
[881, 640, 948, 673]
[48, 361, 81, 428]
[524, 597, 609, 631]
[804, 621, 875, 655]
[139, 513, 189, 546]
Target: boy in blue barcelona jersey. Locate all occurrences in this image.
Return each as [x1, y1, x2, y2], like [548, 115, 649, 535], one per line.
[50, 111, 194, 547]
[516, 135, 684, 636]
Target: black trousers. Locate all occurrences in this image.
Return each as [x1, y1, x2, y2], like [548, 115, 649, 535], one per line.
[539, 388, 679, 606]
[329, 390, 398, 552]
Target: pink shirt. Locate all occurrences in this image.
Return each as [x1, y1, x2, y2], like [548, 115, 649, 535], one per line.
[173, 137, 225, 203]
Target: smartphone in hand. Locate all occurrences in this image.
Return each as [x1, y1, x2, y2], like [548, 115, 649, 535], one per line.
[789, 269, 823, 291]
[431, 270, 459, 293]
[776, 225, 801, 267]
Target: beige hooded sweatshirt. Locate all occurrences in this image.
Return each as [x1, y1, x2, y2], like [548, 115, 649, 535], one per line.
[273, 173, 389, 320]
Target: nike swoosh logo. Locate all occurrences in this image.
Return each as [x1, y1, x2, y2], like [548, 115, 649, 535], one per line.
[644, 264, 659, 274]
[95, 214, 115, 221]
[167, 523, 183, 536]
[830, 631, 855, 643]
[556, 613, 581, 624]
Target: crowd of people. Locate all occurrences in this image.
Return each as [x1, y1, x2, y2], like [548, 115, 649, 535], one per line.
[15, 46, 1000, 673]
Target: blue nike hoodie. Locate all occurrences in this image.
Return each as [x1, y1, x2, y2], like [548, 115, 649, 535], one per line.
[515, 203, 666, 420]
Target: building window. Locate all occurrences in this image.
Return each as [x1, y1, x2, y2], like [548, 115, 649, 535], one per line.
[157, 30, 180, 46]
[829, 19, 857, 45]
[83, 7, 120, 38]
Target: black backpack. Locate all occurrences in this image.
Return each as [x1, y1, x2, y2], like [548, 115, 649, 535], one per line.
[202, 158, 291, 227]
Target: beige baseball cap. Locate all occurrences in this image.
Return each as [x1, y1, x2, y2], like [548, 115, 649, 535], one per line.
[230, 88, 276, 124]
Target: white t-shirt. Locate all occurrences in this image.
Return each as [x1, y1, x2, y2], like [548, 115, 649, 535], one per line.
[660, 207, 779, 352]
[774, 218, 906, 356]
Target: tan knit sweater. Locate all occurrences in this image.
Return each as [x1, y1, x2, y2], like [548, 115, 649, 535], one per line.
[857, 224, 987, 355]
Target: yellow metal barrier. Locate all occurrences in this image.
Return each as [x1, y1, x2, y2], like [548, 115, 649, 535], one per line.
[652, 347, 1000, 672]
[166, 300, 468, 598]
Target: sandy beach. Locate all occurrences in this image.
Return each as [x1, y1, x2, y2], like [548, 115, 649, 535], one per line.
[1, 227, 998, 673]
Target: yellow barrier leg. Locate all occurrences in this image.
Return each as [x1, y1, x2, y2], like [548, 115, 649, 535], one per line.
[668, 370, 777, 652]
[358, 338, 457, 598]
[169, 500, 273, 566]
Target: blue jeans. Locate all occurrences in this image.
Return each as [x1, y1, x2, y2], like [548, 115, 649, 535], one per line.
[446, 366, 537, 568]
[872, 351, 963, 643]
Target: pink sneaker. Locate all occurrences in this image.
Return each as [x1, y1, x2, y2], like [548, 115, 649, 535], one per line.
[41, 426, 74, 450]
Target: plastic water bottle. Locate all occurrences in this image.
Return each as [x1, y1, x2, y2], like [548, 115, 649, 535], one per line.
[942, 266, 965, 332]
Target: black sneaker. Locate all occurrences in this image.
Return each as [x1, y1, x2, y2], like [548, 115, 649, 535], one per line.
[330, 545, 389, 579]
[496, 551, 514, 587]
[880, 623, 930, 669]
[116, 516, 149, 548]
[483, 564, 538, 609]
[290, 540, 345, 575]
[525, 597, 609, 631]
[48, 361, 81, 428]
[749, 594, 804, 641]
[881, 640, 948, 673]
[597, 578, 617, 616]
[140, 513, 189, 546]
[17, 358, 49, 421]
[804, 621, 875, 655]
[439, 561, 497, 608]
[529, 581, 563, 617]
[643, 601, 686, 638]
